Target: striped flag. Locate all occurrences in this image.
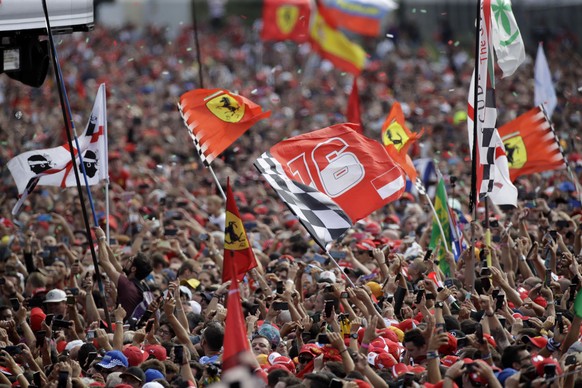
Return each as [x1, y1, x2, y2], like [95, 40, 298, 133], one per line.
[467, 0, 517, 208]
[497, 105, 566, 180]
[309, 1, 367, 75]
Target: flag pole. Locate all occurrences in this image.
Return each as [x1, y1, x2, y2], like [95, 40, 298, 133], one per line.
[324, 249, 356, 288]
[189, 3, 226, 201]
[103, 92, 111, 243]
[540, 105, 582, 204]
[467, 0, 483, 295]
[416, 179, 450, 253]
[42, 0, 113, 331]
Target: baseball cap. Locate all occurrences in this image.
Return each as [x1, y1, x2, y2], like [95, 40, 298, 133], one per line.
[30, 307, 46, 331]
[318, 271, 336, 283]
[120, 366, 145, 383]
[96, 350, 129, 370]
[144, 369, 165, 383]
[355, 239, 376, 251]
[143, 345, 167, 361]
[123, 345, 145, 367]
[272, 356, 295, 373]
[179, 286, 192, 300]
[44, 289, 67, 303]
[522, 336, 548, 349]
[367, 351, 397, 369]
[180, 278, 201, 290]
[366, 282, 383, 298]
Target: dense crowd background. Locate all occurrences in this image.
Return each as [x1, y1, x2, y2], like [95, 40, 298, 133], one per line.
[0, 10, 581, 388]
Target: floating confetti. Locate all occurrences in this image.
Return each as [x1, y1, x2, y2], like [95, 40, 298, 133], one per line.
[386, 33, 394, 39]
[251, 89, 258, 95]
[297, 69, 302, 74]
[449, 89, 455, 92]
[578, 86, 582, 92]
[85, 37, 90, 43]
[441, 12, 447, 16]
[512, 92, 518, 97]
[14, 111, 22, 120]
[448, 40, 453, 45]
[420, 9, 427, 13]
[187, 47, 192, 51]
[128, 58, 134, 62]
[454, 41, 460, 47]
[412, 8, 416, 13]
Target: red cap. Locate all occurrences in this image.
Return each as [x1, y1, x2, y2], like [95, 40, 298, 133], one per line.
[441, 355, 460, 367]
[271, 356, 295, 373]
[30, 307, 46, 331]
[438, 332, 458, 356]
[533, 356, 562, 377]
[299, 344, 321, 357]
[394, 319, 419, 332]
[143, 344, 167, 361]
[123, 345, 145, 367]
[365, 222, 381, 235]
[241, 213, 256, 222]
[522, 336, 548, 349]
[355, 239, 376, 251]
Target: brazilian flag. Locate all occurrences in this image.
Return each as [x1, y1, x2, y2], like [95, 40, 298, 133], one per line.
[428, 178, 453, 276]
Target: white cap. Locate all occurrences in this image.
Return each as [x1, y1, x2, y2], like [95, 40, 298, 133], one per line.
[44, 289, 67, 303]
[179, 286, 192, 300]
[318, 270, 336, 283]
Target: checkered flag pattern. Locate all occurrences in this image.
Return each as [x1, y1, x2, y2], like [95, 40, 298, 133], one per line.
[540, 105, 568, 166]
[478, 87, 498, 198]
[254, 152, 352, 249]
[177, 102, 212, 166]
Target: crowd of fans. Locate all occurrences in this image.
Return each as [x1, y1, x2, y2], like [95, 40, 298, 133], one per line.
[0, 9, 581, 388]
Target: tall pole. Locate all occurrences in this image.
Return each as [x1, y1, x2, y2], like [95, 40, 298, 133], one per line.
[42, 0, 112, 331]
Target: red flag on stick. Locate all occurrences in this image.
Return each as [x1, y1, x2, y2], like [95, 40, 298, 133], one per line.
[261, 0, 310, 43]
[381, 101, 422, 181]
[497, 105, 566, 181]
[221, 279, 251, 371]
[346, 77, 362, 133]
[222, 178, 258, 283]
[178, 89, 270, 165]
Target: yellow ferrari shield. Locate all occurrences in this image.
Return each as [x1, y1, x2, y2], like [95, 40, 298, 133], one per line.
[503, 135, 527, 169]
[276, 5, 299, 35]
[224, 211, 250, 250]
[383, 120, 409, 152]
[206, 94, 245, 123]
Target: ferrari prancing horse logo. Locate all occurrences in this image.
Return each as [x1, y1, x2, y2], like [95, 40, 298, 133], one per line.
[206, 94, 245, 123]
[503, 135, 527, 169]
[276, 5, 299, 34]
[383, 120, 409, 152]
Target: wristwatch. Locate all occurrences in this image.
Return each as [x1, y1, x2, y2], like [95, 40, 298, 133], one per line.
[350, 333, 358, 339]
[435, 302, 444, 309]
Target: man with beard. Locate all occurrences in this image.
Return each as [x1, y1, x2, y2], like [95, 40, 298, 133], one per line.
[94, 227, 152, 320]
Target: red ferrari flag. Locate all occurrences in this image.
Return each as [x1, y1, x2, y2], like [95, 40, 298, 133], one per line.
[222, 178, 258, 283]
[497, 106, 566, 181]
[381, 101, 422, 181]
[178, 89, 271, 165]
[268, 123, 406, 222]
[222, 279, 252, 371]
[261, 0, 310, 43]
[346, 77, 362, 133]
